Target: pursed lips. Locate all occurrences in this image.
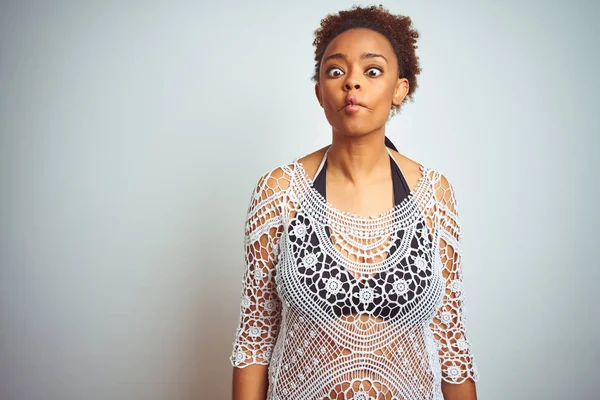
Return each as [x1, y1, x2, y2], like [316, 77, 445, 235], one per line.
[339, 96, 369, 111]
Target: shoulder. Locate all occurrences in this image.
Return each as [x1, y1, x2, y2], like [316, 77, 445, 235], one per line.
[424, 166, 459, 213]
[387, 148, 428, 190]
[246, 164, 292, 226]
[387, 149, 458, 209]
[296, 145, 330, 179]
[252, 145, 330, 189]
[252, 158, 302, 196]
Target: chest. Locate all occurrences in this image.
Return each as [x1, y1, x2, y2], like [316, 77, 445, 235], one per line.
[324, 177, 396, 219]
[275, 209, 444, 323]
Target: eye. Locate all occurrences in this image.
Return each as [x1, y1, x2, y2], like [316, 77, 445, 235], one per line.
[366, 67, 383, 77]
[326, 67, 344, 78]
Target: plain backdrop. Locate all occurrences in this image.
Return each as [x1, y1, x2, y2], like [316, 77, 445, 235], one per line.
[1, 1, 599, 399]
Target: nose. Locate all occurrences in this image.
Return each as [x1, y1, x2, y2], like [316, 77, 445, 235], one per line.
[344, 69, 361, 91]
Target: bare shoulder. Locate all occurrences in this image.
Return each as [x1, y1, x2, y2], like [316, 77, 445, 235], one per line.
[388, 150, 455, 203]
[296, 145, 330, 178]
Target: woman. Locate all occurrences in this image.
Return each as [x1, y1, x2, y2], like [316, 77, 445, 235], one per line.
[230, 5, 480, 400]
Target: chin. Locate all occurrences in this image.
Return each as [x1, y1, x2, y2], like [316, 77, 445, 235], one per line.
[340, 116, 380, 133]
[333, 122, 374, 137]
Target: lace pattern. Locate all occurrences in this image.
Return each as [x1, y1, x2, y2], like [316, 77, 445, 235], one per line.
[230, 159, 479, 399]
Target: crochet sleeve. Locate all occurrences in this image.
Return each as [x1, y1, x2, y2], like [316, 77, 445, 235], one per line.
[229, 168, 287, 368]
[429, 174, 480, 384]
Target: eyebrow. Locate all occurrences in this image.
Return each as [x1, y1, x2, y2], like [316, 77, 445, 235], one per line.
[322, 52, 388, 64]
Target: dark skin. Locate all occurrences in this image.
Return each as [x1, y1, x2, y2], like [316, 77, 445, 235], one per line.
[232, 27, 477, 400]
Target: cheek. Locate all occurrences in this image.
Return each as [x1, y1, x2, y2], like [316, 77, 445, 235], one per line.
[373, 79, 397, 101]
[321, 95, 343, 118]
[320, 84, 338, 106]
[322, 102, 340, 124]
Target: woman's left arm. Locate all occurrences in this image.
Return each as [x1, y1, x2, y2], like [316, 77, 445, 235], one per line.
[430, 173, 480, 400]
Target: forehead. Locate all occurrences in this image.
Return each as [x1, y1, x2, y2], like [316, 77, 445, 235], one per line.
[322, 28, 395, 60]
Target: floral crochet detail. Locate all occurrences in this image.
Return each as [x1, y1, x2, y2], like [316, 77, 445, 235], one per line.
[230, 155, 480, 399]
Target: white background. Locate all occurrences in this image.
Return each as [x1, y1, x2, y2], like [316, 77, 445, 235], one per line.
[1, 1, 598, 399]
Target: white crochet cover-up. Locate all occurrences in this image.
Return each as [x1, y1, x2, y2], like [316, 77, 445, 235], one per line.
[229, 152, 480, 400]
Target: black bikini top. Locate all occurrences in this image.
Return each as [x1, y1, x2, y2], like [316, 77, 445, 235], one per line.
[312, 143, 410, 265]
[303, 139, 430, 318]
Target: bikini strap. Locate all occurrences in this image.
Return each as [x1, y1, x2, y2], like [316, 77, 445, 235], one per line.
[312, 146, 331, 181]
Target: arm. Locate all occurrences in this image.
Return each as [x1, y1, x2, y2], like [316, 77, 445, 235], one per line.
[430, 174, 480, 400]
[232, 365, 269, 400]
[230, 169, 286, 400]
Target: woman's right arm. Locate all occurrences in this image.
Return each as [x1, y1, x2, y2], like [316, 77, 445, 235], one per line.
[232, 364, 269, 400]
[230, 168, 287, 399]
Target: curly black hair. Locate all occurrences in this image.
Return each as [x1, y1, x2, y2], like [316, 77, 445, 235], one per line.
[312, 5, 422, 116]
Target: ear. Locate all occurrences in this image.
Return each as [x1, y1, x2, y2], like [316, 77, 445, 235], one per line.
[314, 83, 323, 108]
[392, 78, 409, 106]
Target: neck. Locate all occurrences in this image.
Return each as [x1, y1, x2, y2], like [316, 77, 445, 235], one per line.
[327, 130, 392, 187]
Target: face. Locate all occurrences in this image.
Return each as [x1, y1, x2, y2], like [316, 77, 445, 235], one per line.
[315, 28, 409, 136]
